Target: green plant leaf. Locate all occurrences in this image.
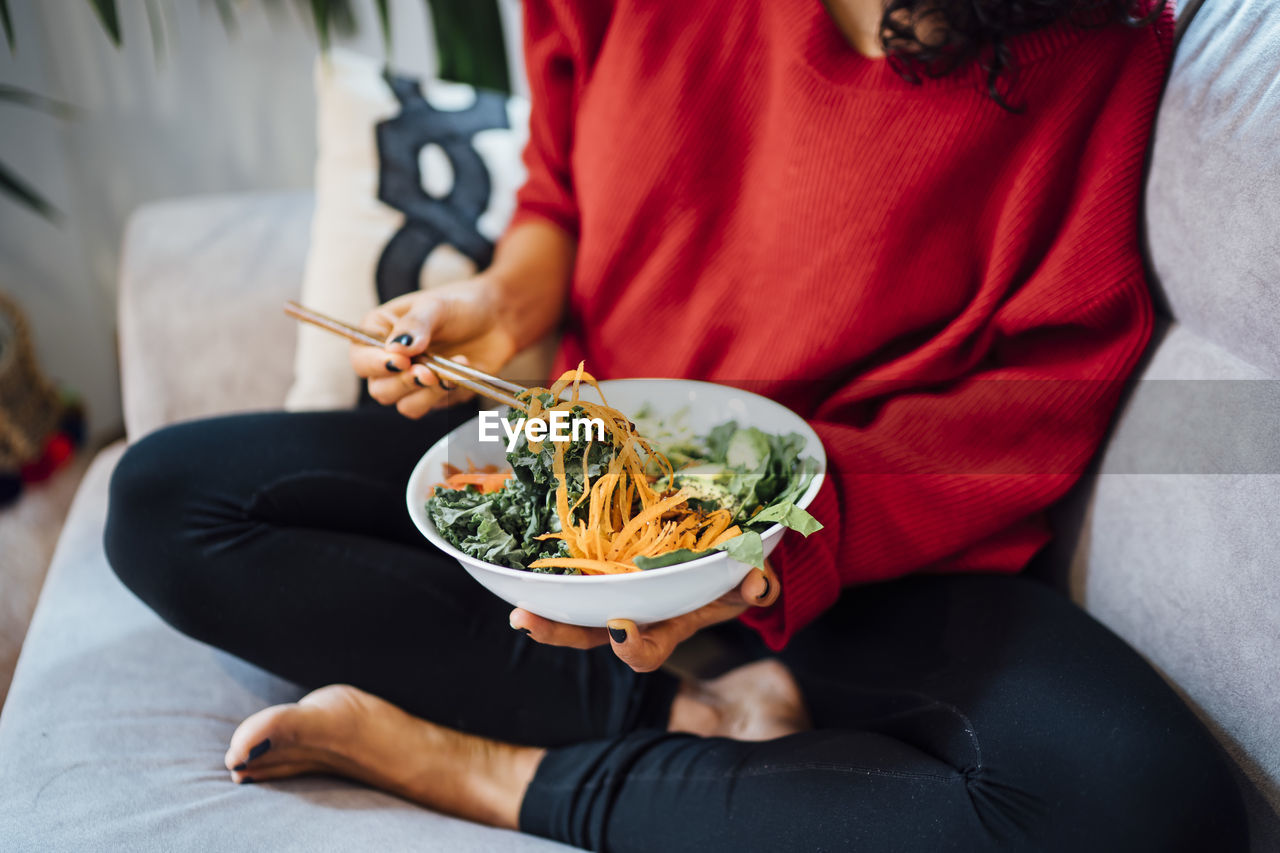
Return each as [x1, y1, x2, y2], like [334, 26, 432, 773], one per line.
[143, 0, 165, 62]
[373, 0, 391, 51]
[0, 158, 58, 221]
[212, 0, 236, 35]
[328, 0, 356, 37]
[87, 0, 122, 46]
[0, 85, 74, 117]
[1, 0, 14, 52]
[309, 0, 330, 49]
[426, 0, 510, 93]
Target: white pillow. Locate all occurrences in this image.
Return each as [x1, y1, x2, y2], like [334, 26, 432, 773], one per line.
[287, 49, 556, 411]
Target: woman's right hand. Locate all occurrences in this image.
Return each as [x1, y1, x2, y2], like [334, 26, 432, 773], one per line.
[350, 276, 518, 419]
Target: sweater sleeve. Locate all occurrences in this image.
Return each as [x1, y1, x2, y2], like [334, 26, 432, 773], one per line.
[740, 143, 1159, 649]
[742, 268, 1154, 649]
[511, 0, 594, 239]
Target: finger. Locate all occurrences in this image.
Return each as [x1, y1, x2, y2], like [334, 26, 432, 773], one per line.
[733, 563, 780, 609]
[352, 344, 413, 380]
[400, 353, 473, 393]
[367, 376, 413, 407]
[606, 618, 696, 673]
[359, 306, 396, 341]
[434, 353, 472, 392]
[383, 299, 444, 357]
[398, 358, 479, 415]
[395, 385, 451, 420]
[511, 609, 609, 650]
[402, 362, 447, 392]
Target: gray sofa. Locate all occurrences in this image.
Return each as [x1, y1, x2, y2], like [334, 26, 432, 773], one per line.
[2, 1, 1278, 849]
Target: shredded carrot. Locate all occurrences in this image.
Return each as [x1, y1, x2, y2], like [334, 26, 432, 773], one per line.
[521, 363, 739, 574]
[436, 364, 743, 573]
[437, 470, 513, 494]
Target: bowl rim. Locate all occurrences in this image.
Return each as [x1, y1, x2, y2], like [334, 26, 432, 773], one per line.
[405, 378, 827, 584]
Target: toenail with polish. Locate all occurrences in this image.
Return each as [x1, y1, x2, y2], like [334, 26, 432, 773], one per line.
[392, 334, 413, 346]
[608, 626, 628, 644]
[385, 360, 401, 373]
[232, 762, 247, 772]
[247, 738, 271, 761]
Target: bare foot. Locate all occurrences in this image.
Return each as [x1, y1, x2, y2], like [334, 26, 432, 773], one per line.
[668, 658, 812, 740]
[224, 684, 543, 829]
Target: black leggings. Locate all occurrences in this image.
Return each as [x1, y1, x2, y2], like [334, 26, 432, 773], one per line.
[104, 407, 1247, 853]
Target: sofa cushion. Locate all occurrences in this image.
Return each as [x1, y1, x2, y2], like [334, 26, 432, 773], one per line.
[119, 192, 312, 440]
[1143, 0, 1280, 374]
[0, 444, 576, 852]
[1047, 322, 1280, 849]
[1048, 1, 1280, 843]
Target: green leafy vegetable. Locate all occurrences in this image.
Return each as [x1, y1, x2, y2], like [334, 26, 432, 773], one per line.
[428, 411, 822, 574]
[723, 530, 765, 570]
[751, 502, 823, 537]
[633, 548, 712, 571]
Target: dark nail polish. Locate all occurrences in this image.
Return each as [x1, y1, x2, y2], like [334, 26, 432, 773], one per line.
[391, 334, 413, 346]
[240, 776, 255, 784]
[608, 626, 628, 644]
[232, 762, 247, 772]
[385, 360, 401, 373]
[757, 576, 771, 601]
[247, 738, 271, 761]
[439, 378, 456, 391]
[414, 375, 426, 388]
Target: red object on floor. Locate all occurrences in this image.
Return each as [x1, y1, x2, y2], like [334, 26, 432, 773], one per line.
[513, 1, 1173, 648]
[46, 433, 74, 468]
[19, 430, 77, 484]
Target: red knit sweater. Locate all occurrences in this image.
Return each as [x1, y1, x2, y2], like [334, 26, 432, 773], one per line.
[510, 1, 1174, 649]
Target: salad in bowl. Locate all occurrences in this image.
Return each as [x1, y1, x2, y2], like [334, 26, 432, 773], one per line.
[406, 373, 825, 626]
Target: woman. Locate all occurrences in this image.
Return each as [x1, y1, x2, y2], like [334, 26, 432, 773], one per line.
[105, 0, 1248, 850]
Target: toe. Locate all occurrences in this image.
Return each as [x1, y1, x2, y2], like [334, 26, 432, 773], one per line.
[230, 760, 312, 785]
[226, 704, 295, 771]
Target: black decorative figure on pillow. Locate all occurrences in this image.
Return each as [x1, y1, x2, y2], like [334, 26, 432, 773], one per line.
[374, 73, 509, 304]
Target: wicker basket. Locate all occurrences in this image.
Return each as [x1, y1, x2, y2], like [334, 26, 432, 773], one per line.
[0, 291, 62, 470]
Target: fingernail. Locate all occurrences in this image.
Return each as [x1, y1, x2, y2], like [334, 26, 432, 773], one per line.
[240, 776, 255, 784]
[232, 762, 247, 772]
[247, 739, 271, 761]
[391, 334, 413, 346]
[385, 360, 401, 373]
[414, 375, 426, 388]
[439, 377, 456, 391]
[757, 576, 771, 601]
[608, 625, 628, 644]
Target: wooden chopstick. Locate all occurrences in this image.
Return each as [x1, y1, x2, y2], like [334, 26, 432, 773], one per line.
[283, 301, 529, 412]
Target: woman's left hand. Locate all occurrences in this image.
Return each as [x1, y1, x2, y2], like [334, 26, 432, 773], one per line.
[509, 562, 780, 672]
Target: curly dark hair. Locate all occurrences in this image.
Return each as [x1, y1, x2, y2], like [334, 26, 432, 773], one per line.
[878, 0, 1168, 109]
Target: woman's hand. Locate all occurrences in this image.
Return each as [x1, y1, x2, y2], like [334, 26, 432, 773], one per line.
[351, 219, 576, 420]
[510, 563, 780, 672]
[350, 276, 518, 419]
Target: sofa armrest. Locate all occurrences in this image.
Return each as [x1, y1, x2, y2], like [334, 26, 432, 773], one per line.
[118, 191, 314, 440]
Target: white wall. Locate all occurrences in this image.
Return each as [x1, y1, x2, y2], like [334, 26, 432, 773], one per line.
[0, 0, 522, 444]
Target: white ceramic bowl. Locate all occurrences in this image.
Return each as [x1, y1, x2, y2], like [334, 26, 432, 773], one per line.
[406, 379, 825, 627]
